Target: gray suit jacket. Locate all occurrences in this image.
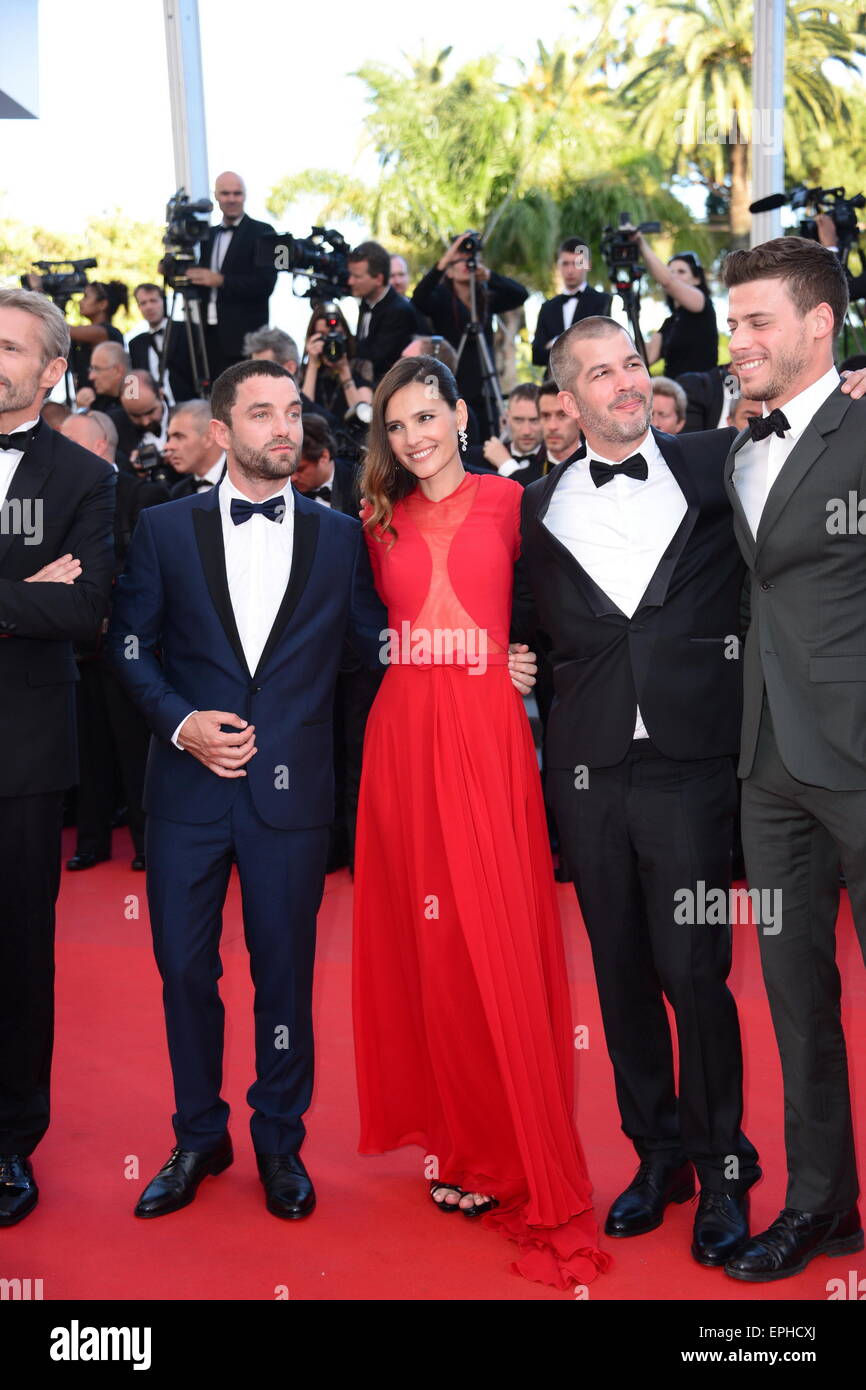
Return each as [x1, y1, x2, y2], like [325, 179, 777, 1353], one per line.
[725, 385, 866, 789]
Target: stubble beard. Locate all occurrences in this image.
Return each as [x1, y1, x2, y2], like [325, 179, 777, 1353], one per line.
[739, 343, 812, 403]
[232, 436, 300, 483]
[575, 393, 652, 449]
[0, 368, 41, 417]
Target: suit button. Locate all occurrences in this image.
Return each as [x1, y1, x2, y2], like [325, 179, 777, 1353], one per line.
[252, 685, 262, 694]
[760, 581, 774, 591]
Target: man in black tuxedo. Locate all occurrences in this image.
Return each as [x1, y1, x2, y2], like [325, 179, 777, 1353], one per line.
[721, 237, 866, 1282]
[481, 383, 546, 486]
[163, 401, 226, 499]
[128, 283, 196, 406]
[515, 315, 760, 1268]
[187, 171, 277, 382]
[348, 241, 416, 388]
[678, 363, 739, 433]
[60, 411, 167, 872]
[0, 287, 115, 1225]
[532, 238, 612, 370]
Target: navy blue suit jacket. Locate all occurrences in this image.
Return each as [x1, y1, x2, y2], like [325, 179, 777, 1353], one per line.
[106, 483, 385, 830]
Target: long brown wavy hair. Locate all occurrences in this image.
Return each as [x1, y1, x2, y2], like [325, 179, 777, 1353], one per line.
[361, 355, 462, 545]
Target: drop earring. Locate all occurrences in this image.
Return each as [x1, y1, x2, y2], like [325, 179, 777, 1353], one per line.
[458, 427, 468, 451]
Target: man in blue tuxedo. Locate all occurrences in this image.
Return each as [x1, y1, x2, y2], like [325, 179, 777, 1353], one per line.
[107, 359, 385, 1221]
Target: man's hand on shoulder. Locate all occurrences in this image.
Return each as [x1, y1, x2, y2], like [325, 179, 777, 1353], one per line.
[840, 366, 866, 399]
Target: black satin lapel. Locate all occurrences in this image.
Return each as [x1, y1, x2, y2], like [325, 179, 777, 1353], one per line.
[632, 434, 698, 613]
[0, 437, 54, 573]
[253, 501, 320, 678]
[535, 447, 628, 618]
[192, 502, 249, 675]
[753, 423, 826, 557]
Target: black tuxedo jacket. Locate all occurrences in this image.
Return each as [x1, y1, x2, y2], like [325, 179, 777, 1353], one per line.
[725, 387, 866, 789]
[532, 287, 612, 368]
[114, 470, 168, 569]
[0, 424, 116, 795]
[678, 365, 732, 433]
[354, 287, 416, 386]
[199, 214, 278, 359]
[515, 427, 743, 769]
[128, 324, 197, 404]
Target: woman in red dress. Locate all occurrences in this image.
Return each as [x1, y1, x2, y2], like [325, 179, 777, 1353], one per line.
[352, 356, 608, 1291]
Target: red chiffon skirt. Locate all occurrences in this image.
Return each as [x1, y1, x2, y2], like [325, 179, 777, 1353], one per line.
[352, 662, 609, 1291]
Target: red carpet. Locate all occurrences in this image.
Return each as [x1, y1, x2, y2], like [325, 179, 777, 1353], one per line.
[3, 828, 864, 1301]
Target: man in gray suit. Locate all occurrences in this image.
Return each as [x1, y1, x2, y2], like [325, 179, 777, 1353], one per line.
[721, 236, 866, 1282]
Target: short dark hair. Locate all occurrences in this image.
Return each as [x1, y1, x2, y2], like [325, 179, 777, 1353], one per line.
[210, 359, 293, 426]
[558, 237, 589, 257]
[134, 282, 166, 310]
[301, 413, 336, 462]
[722, 236, 849, 336]
[508, 383, 540, 407]
[538, 378, 561, 399]
[549, 316, 634, 394]
[348, 240, 390, 286]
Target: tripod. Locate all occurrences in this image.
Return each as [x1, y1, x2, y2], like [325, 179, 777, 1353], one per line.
[609, 274, 650, 366]
[454, 264, 505, 440]
[160, 280, 211, 399]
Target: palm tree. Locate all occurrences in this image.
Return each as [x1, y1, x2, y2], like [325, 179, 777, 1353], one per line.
[618, 0, 863, 238]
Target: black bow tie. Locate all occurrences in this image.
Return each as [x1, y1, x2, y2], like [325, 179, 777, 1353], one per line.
[307, 485, 332, 501]
[0, 424, 39, 453]
[589, 452, 648, 488]
[564, 289, 583, 301]
[511, 455, 536, 465]
[748, 408, 790, 442]
[192, 478, 214, 491]
[230, 495, 286, 525]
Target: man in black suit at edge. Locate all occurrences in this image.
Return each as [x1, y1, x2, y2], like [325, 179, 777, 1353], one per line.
[532, 237, 612, 370]
[0, 287, 115, 1225]
[347, 241, 416, 388]
[187, 171, 277, 381]
[721, 237, 866, 1282]
[128, 283, 196, 407]
[514, 314, 760, 1268]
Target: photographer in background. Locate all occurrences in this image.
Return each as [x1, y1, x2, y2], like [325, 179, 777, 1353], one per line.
[347, 240, 416, 386]
[816, 212, 866, 302]
[412, 232, 528, 438]
[623, 228, 718, 378]
[118, 369, 180, 487]
[187, 170, 277, 379]
[301, 302, 371, 418]
[128, 282, 196, 406]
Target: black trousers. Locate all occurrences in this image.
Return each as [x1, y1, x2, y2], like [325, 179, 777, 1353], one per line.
[550, 741, 759, 1195]
[75, 656, 150, 858]
[0, 792, 64, 1155]
[742, 701, 866, 1213]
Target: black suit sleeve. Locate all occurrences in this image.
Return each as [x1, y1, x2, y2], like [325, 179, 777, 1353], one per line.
[0, 466, 116, 643]
[412, 267, 447, 316]
[532, 301, 557, 367]
[510, 487, 542, 646]
[486, 271, 529, 315]
[361, 296, 416, 382]
[217, 221, 278, 303]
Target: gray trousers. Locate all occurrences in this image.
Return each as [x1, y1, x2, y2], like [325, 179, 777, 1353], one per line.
[742, 701, 866, 1213]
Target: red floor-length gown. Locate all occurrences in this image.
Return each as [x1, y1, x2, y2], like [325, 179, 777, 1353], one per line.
[352, 471, 609, 1291]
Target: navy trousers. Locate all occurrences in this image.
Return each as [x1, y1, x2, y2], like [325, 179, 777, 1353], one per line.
[146, 781, 329, 1154]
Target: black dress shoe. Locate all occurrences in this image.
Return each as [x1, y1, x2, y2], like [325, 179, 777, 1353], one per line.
[0, 1156, 38, 1226]
[131, 854, 146, 871]
[605, 1158, 695, 1237]
[256, 1153, 316, 1220]
[134, 1136, 233, 1218]
[691, 1190, 750, 1266]
[725, 1205, 864, 1282]
[66, 852, 110, 871]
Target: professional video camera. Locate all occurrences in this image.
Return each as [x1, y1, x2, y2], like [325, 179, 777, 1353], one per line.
[162, 187, 213, 289]
[749, 184, 865, 262]
[600, 213, 662, 288]
[20, 258, 98, 311]
[257, 226, 351, 300]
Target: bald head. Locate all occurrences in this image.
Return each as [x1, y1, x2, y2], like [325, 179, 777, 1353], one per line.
[62, 409, 118, 461]
[214, 171, 246, 223]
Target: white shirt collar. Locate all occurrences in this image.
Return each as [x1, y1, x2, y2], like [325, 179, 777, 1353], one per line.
[198, 451, 226, 485]
[767, 366, 840, 441]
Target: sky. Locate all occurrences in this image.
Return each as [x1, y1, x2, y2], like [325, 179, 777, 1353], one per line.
[0, 0, 673, 341]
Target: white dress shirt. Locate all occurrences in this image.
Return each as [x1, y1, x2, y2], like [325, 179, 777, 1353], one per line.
[207, 215, 244, 325]
[172, 474, 295, 748]
[562, 285, 586, 333]
[732, 366, 840, 539]
[191, 452, 226, 489]
[142, 318, 175, 406]
[543, 429, 687, 740]
[306, 463, 335, 507]
[358, 283, 389, 340]
[499, 450, 539, 479]
[0, 416, 39, 507]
